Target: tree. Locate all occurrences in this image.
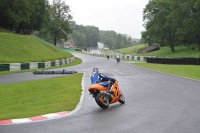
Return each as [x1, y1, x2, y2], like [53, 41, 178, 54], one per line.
[71, 31, 86, 48]
[142, 0, 200, 52]
[29, 0, 50, 32]
[143, 0, 177, 53]
[0, 0, 30, 29]
[68, 22, 100, 49]
[45, 0, 72, 46]
[99, 30, 135, 49]
[0, 0, 49, 34]
[175, 0, 200, 51]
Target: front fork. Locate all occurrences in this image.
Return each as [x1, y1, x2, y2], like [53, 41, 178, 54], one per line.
[89, 89, 98, 98]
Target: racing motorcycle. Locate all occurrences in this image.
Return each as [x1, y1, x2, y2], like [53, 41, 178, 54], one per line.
[116, 58, 120, 63]
[88, 71, 125, 109]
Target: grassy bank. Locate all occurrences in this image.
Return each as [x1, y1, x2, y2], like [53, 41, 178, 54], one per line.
[101, 44, 200, 57]
[0, 32, 72, 63]
[0, 73, 83, 120]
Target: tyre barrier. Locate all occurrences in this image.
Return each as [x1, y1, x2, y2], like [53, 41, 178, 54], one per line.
[33, 69, 77, 74]
[146, 57, 200, 65]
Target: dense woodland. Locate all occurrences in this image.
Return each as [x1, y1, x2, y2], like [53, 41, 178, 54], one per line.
[1, 0, 200, 52]
[142, 0, 200, 52]
[99, 30, 143, 49]
[68, 21, 142, 49]
[0, 0, 50, 35]
[68, 21, 100, 49]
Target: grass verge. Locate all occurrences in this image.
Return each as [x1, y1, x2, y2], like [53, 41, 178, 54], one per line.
[0, 73, 83, 120]
[134, 63, 200, 80]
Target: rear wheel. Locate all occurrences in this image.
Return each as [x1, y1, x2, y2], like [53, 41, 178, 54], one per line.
[95, 92, 109, 109]
[118, 92, 125, 104]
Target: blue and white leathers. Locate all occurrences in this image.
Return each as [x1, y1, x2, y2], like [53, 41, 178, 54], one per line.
[90, 72, 113, 87]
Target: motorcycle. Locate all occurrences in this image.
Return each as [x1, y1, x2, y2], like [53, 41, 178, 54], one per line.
[88, 71, 125, 109]
[107, 55, 110, 60]
[116, 58, 120, 63]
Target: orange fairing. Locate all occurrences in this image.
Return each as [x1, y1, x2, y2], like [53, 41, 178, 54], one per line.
[88, 83, 107, 92]
[110, 81, 120, 103]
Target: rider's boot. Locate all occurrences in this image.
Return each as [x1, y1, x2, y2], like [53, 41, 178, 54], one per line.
[106, 81, 112, 93]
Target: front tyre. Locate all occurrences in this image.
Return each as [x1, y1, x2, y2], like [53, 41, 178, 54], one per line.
[95, 92, 109, 109]
[118, 92, 125, 104]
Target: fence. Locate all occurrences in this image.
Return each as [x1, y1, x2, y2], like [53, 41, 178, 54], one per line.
[91, 53, 200, 65]
[0, 56, 75, 72]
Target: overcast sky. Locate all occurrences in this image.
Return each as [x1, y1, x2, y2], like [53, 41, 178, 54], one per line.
[49, 0, 149, 38]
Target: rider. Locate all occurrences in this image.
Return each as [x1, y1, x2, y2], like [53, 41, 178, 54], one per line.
[91, 68, 115, 93]
[107, 55, 110, 60]
[116, 55, 120, 62]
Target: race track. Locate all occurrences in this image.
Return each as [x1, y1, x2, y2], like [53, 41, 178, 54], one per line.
[0, 52, 200, 133]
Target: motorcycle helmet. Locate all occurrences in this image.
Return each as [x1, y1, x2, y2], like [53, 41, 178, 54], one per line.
[92, 68, 99, 74]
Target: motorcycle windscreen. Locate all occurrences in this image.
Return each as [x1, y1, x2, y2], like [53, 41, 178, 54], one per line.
[90, 72, 99, 84]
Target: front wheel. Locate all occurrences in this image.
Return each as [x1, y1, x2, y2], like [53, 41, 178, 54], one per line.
[118, 92, 125, 104]
[95, 92, 109, 109]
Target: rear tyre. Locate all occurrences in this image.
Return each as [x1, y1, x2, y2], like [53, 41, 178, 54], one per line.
[95, 92, 109, 109]
[118, 92, 125, 104]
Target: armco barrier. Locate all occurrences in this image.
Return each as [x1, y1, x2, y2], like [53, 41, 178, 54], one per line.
[38, 62, 45, 68]
[21, 63, 30, 70]
[0, 64, 10, 71]
[90, 53, 199, 65]
[91, 53, 148, 61]
[30, 62, 38, 69]
[59, 60, 62, 65]
[10, 63, 21, 71]
[146, 57, 200, 65]
[45, 61, 51, 68]
[0, 56, 75, 72]
[51, 61, 55, 67]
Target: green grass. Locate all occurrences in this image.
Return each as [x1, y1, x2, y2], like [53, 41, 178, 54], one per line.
[140, 44, 200, 58]
[0, 32, 72, 63]
[116, 44, 147, 55]
[101, 44, 147, 55]
[134, 63, 200, 80]
[107, 43, 200, 57]
[0, 32, 84, 120]
[0, 73, 83, 120]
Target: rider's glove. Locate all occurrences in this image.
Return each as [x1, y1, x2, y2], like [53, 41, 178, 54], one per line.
[111, 78, 116, 82]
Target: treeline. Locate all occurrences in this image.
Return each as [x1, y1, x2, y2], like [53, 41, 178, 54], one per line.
[0, 0, 49, 34]
[0, 0, 142, 50]
[0, 0, 72, 46]
[142, 0, 200, 52]
[68, 22, 143, 49]
[68, 21, 100, 49]
[100, 30, 143, 49]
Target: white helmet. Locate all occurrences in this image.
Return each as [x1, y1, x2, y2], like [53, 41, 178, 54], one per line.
[92, 68, 99, 74]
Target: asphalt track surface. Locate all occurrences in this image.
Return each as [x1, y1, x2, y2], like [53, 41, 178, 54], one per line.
[1, 52, 200, 133]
